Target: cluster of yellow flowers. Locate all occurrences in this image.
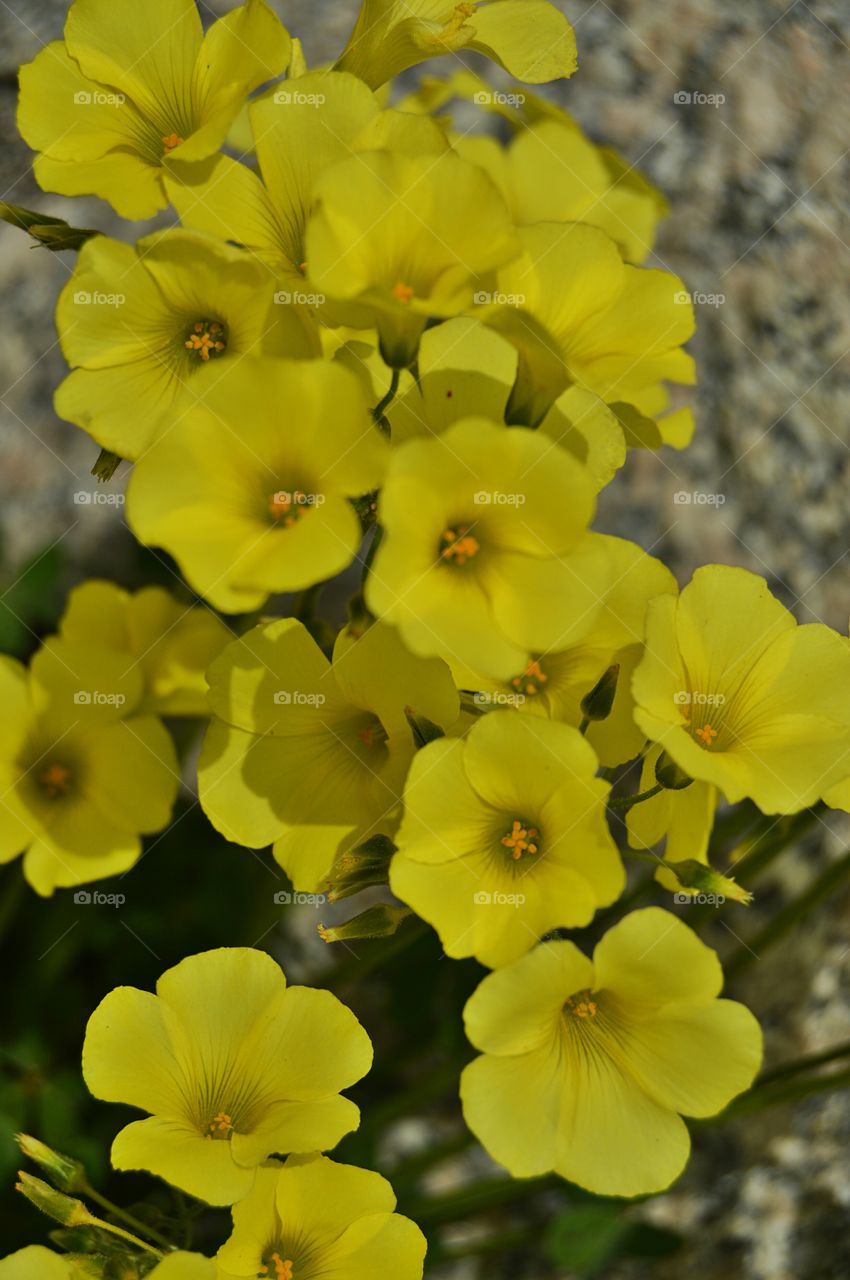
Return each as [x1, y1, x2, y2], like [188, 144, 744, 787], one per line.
[5, 0, 850, 1272]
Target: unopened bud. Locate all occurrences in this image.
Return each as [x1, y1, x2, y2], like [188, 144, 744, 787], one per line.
[326, 835, 395, 902]
[16, 1171, 94, 1227]
[655, 749, 693, 790]
[404, 707, 445, 749]
[319, 904, 411, 943]
[669, 859, 753, 904]
[580, 663, 620, 723]
[16, 1134, 86, 1192]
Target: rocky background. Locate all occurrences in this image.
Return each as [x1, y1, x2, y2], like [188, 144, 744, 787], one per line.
[1, 2, 849, 1277]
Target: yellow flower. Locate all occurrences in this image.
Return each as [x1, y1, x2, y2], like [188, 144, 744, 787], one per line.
[632, 565, 850, 813]
[448, 535, 677, 767]
[126, 358, 387, 613]
[216, 1155, 425, 1280]
[335, 0, 577, 90]
[0, 1248, 76, 1279]
[387, 317, 626, 493]
[460, 908, 762, 1196]
[484, 222, 695, 428]
[82, 948, 373, 1205]
[0, 639, 178, 897]
[17, 0, 290, 219]
[58, 581, 230, 717]
[305, 150, 521, 367]
[199, 618, 459, 891]
[365, 418, 611, 678]
[390, 712, 623, 967]
[167, 70, 448, 280]
[54, 230, 319, 461]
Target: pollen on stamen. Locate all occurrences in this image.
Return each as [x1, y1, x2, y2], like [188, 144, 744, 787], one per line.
[39, 763, 72, 799]
[510, 658, 548, 697]
[260, 1254, 294, 1280]
[204, 1111, 234, 1140]
[392, 281, 415, 304]
[440, 525, 479, 566]
[162, 132, 184, 154]
[695, 724, 718, 746]
[269, 490, 310, 528]
[184, 319, 227, 362]
[501, 818, 540, 860]
[565, 991, 598, 1019]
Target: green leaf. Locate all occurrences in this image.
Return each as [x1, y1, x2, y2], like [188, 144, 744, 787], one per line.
[544, 1203, 629, 1274]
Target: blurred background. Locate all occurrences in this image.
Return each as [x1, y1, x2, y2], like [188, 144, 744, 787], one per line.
[1, 1, 850, 1276]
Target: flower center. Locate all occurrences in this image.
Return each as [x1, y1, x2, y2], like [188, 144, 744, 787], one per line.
[269, 490, 314, 527]
[439, 524, 480, 566]
[162, 132, 184, 154]
[392, 280, 415, 304]
[510, 658, 548, 697]
[184, 319, 227, 362]
[501, 817, 540, 860]
[260, 1252, 294, 1280]
[694, 723, 718, 746]
[38, 763, 73, 799]
[564, 989, 598, 1020]
[204, 1111, 234, 1141]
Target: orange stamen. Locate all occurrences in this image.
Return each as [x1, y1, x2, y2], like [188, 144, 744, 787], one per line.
[501, 819, 540, 860]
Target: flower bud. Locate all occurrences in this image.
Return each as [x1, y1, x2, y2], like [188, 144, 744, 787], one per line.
[326, 835, 395, 903]
[580, 663, 620, 723]
[669, 859, 753, 904]
[16, 1171, 94, 1227]
[318, 904, 411, 943]
[16, 1133, 86, 1192]
[655, 749, 693, 790]
[404, 707, 445, 749]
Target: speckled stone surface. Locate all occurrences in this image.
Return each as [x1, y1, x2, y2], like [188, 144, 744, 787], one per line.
[1, 2, 849, 1277]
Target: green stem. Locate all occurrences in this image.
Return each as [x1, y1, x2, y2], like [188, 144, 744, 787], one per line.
[360, 524, 384, 591]
[372, 369, 401, 434]
[756, 1038, 850, 1087]
[82, 1182, 174, 1252]
[322, 915, 429, 996]
[404, 1173, 559, 1227]
[712, 1065, 850, 1122]
[726, 845, 850, 977]
[390, 1131, 475, 1189]
[608, 783, 663, 811]
[578, 715, 590, 735]
[292, 580, 325, 626]
[87, 1211, 165, 1257]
